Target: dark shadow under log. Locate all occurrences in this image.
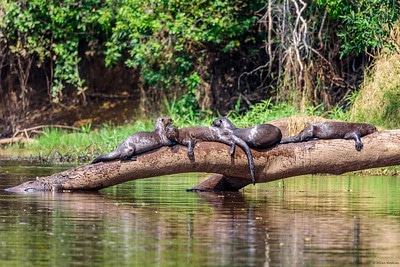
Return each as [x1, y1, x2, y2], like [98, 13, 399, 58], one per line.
[5, 130, 400, 193]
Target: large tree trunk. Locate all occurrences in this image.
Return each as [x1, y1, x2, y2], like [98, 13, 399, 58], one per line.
[5, 129, 400, 193]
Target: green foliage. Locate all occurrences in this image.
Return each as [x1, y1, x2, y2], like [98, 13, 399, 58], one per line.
[227, 99, 298, 127]
[164, 73, 205, 123]
[80, 123, 92, 134]
[316, 0, 400, 56]
[104, 0, 263, 108]
[305, 104, 324, 117]
[2, 0, 399, 121]
[327, 106, 349, 121]
[231, 98, 353, 126]
[1, 0, 262, 105]
[1, 0, 106, 100]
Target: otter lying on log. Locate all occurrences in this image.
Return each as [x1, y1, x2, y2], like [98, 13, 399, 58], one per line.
[92, 117, 174, 163]
[280, 121, 377, 151]
[7, 128, 400, 193]
[166, 125, 257, 185]
[211, 117, 282, 149]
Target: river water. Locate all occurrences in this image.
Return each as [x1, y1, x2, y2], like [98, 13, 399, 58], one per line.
[0, 160, 399, 266]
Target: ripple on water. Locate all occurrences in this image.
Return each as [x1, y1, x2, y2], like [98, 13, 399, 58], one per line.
[1, 162, 400, 266]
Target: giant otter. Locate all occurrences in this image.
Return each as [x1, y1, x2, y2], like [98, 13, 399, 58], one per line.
[211, 117, 282, 149]
[166, 125, 257, 185]
[280, 121, 377, 151]
[92, 117, 174, 164]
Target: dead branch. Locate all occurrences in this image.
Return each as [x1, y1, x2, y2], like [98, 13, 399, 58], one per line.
[0, 137, 37, 145]
[12, 124, 81, 138]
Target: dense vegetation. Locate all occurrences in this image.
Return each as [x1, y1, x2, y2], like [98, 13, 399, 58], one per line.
[0, 99, 329, 163]
[0, 0, 399, 137]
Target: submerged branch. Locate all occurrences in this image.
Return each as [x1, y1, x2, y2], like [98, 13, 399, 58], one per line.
[5, 130, 400, 193]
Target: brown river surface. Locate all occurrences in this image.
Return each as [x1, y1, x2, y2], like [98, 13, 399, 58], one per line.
[0, 159, 400, 266]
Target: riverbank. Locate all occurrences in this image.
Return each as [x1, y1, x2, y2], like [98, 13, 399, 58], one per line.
[1, 101, 399, 177]
[0, 100, 296, 163]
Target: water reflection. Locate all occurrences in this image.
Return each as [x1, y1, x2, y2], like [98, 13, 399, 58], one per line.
[0, 161, 400, 266]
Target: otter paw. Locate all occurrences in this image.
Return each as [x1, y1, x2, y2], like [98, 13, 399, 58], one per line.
[188, 152, 195, 160]
[355, 143, 363, 151]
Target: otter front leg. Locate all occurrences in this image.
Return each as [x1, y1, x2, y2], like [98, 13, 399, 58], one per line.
[184, 139, 196, 160]
[345, 132, 363, 151]
[121, 146, 136, 161]
[229, 141, 236, 156]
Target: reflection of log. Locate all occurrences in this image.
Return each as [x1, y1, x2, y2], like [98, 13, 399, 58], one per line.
[5, 129, 400, 193]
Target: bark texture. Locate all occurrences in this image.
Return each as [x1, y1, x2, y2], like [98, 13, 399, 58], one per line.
[5, 129, 400, 193]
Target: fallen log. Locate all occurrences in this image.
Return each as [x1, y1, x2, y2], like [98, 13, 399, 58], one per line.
[5, 129, 400, 193]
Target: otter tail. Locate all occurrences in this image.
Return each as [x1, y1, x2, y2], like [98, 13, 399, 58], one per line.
[91, 151, 120, 164]
[231, 136, 256, 185]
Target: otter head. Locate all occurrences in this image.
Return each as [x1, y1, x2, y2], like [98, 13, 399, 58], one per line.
[211, 117, 235, 129]
[154, 117, 174, 131]
[362, 124, 378, 135]
[166, 125, 179, 142]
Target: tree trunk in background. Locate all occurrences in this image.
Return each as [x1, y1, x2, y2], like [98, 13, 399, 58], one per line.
[6, 130, 400, 193]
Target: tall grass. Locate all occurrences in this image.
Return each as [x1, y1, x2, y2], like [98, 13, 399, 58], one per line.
[223, 99, 298, 127]
[11, 119, 158, 163]
[350, 27, 400, 129]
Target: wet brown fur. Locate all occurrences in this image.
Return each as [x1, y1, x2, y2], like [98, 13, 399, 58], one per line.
[280, 121, 377, 151]
[166, 125, 257, 184]
[92, 117, 174, 163]
[212, 117, 282, 149]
